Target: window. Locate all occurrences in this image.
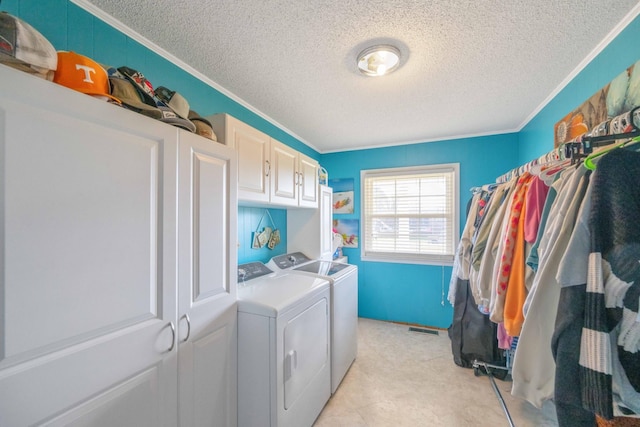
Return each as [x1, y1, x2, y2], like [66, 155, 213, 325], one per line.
[361, 164, 459, 265]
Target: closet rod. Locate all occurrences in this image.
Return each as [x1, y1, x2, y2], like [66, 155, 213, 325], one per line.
[498, 105, 640, 181]
[581, 130, 640, 151]
[568, 105, 640, 157]
[563, 129, 640, 165]
[497, 128, 640, 182]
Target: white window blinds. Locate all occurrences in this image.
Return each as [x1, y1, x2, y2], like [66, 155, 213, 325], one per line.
[361, 164, 459, 265]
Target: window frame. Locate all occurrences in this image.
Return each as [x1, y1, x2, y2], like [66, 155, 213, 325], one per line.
[360, 163, 460, 266]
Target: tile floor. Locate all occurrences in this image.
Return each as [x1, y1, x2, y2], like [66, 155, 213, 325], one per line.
[314, 318, 559, 427]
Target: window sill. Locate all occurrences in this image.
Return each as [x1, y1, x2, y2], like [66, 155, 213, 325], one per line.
[361, 253, 453, 267]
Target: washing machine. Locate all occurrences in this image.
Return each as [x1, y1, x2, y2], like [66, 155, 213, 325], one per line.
[268, 252, 358, 394]
[236, 261, 331, 427]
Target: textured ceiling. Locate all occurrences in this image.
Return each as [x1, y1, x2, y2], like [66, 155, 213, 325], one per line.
[82, 0, 639, 153]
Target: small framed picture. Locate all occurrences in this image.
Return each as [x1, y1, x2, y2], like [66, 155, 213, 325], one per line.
[330, 178, 355, 214]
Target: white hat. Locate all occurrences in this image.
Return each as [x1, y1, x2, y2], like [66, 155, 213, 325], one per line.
[0, 12, 57, 80]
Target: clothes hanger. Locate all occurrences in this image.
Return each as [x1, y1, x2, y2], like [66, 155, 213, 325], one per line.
[523, 143, 569, 184]
[581, 107, 640, 170]
[537, 158, 571, 185]
[583, 135, 640, 170]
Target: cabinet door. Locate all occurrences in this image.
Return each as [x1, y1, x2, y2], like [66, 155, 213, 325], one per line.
[320, 186, 334, 259]
[298, 153, 319, 208]
[231, 118, 270, 203]
[0, 67, 178, 426]
[270, 139, 298, 206]
[286, 185, 333, 260]
[177, 131, 238, 427]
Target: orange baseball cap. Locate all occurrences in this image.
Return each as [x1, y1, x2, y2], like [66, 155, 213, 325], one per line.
[53, 51, 120, 103]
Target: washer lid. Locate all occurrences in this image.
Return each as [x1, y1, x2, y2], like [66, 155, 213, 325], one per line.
[237, 272, 330, 317]
[293, 260, 354, 276]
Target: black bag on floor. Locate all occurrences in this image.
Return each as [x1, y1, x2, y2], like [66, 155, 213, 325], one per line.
[448, 278, 505, 376]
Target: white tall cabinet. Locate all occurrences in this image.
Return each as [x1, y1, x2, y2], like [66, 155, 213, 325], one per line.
[0, 65, 237, 427]
[288, 185, 334, 260]
[177, 131, 238, 427]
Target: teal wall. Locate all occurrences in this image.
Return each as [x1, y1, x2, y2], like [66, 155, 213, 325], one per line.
[320, 133, 519, 328]
[329, 12, 640, 328]
[1, 0, 319, 159]
[237, 207, 287, 264]
[6, 1, 640, 328]
[519, 14, 640, 163]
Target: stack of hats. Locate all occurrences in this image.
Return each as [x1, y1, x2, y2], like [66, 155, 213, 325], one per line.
[106, 67, 163, 119]
[54, 61, 217, 141]
[0, 12, 218, 142]
[120, 69, 218, 141]
[115, 66, 196, 132]
[0, 12, 57, 80]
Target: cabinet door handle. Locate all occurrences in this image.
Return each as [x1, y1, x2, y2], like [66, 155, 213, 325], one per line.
[295, 171, 300, 186]
[167, 321, 176, 352]
[265, 160, 271, 177]
[181, 314, 191, 342]
[299, 173, 303, 187]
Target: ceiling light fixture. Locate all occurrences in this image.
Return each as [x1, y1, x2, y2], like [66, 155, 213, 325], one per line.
[357, 45, 401, 77]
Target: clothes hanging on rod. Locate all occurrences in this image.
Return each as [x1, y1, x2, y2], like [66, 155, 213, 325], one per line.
[513, 165, 591, 410]
[469, 182, 512, 303]
[448, 127, 640, 425]
[474, 181, 516, 314]
[572, 148, 640, 419]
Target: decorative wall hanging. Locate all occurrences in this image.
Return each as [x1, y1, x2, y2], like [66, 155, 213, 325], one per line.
[252, 209, 280, 250]
[333, 219, 359, 248]
[329, 178, 355, 214]
[554, 59, 640, 147]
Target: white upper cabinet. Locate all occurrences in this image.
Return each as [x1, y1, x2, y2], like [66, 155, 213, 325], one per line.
[209, 114, 319, 208]
[270, 139, 319, 208]
[209, 114, 270, 203]
[270, 138, 299, 206]
[298, 151, 320, 208]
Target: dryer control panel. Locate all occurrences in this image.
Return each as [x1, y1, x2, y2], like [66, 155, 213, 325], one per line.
[237, 262, 273, 284]
[270, 252, 313, 269]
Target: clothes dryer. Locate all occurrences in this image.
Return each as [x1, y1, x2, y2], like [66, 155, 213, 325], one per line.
[268, 252, 358, 394]
[236, 262, 331, 427]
